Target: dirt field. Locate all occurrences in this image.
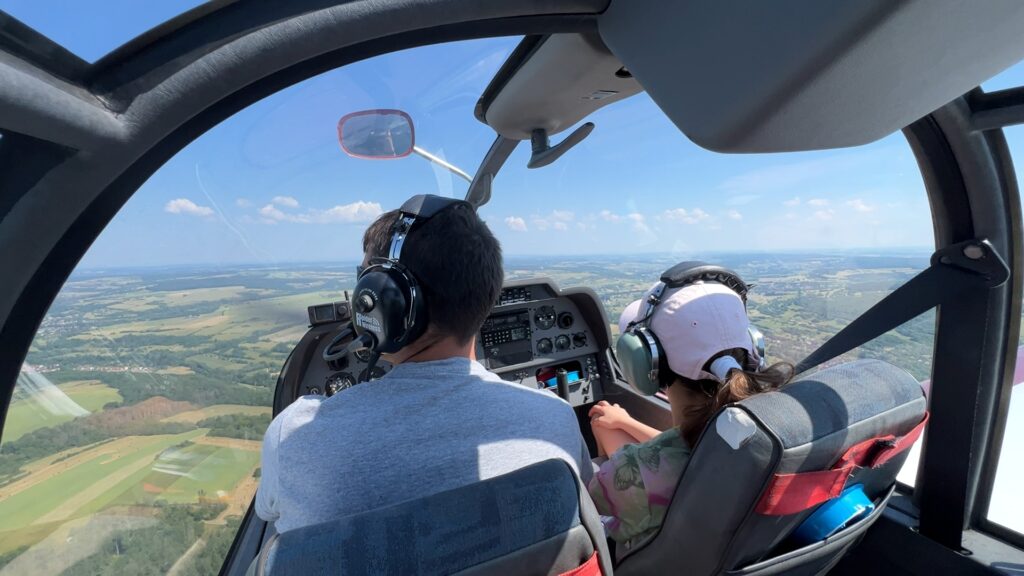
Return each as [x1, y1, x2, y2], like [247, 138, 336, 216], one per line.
[162, 404, 270, 424]
[193, 435, 262, 452]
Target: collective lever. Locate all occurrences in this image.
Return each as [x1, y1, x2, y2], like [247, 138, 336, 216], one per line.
[555, 368, 571, 402]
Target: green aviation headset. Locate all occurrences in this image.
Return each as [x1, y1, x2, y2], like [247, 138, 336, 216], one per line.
[615, 261, 767, 396]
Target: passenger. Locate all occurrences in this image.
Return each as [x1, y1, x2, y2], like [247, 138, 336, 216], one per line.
[255, 201, 592, 534]
[588, 280, 793, 547]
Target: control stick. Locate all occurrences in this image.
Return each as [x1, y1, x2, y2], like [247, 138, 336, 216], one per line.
[555, 368, 571, 402]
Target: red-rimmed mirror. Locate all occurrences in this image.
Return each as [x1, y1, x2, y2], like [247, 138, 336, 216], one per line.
[337, 109, 415, 159]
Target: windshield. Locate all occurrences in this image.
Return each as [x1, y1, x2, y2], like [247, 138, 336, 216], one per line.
[1, 36, 936, 575]
[3, 0, 207, 62]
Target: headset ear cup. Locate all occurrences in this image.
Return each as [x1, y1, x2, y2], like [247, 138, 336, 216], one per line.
[398, 266, 429, 347]
[352, 264, 417, 354]
[747, 325, 767, 371]
[616, 331, 661, 396]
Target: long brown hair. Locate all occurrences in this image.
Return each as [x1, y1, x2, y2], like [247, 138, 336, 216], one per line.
[676, 350, 794, 446]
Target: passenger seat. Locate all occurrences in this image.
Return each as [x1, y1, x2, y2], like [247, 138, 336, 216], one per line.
[614, 359, 928, 576]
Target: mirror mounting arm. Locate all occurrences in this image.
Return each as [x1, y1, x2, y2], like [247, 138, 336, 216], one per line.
[411, 146, 472, 183]
[527, 123, 594, 169]
[465, 135, 519, 209]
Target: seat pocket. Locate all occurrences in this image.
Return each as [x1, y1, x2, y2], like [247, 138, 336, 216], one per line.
[725, 485, 894, 576]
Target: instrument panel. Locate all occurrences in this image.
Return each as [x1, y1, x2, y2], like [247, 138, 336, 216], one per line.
[288, 278, 612, 408]
[287, 299, 392, 399]
[475, 280, 610, 406]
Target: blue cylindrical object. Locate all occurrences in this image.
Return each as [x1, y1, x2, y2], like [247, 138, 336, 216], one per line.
[790, 484, 875, 546]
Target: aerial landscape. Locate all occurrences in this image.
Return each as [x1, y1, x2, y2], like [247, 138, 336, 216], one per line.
[0, 252, 938, 575]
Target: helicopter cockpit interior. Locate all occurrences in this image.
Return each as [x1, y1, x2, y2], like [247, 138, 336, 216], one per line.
[3, 1, 1024, 575]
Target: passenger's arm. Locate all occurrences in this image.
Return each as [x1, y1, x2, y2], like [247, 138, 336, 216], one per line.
[589, 401, 662, 443]
[593, 425, 641, 457]
[618, 419, 663, 444]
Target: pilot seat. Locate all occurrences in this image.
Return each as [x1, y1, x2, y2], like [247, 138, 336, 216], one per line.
[253, 458, 612, 576]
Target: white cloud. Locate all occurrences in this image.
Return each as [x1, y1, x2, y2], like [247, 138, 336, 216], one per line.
[784, 197, 801, 207]
[808, 198, 830, 207]
[257, 200, 382, 224]
[598, 210, 622, 222]
[272, 195, 299, 208]
[530, 210, 575, 231]
[813, 209, 836, 221]
[235, 198, 251, 208]
[505, 216, 528, 232]
[259, 204, 287, 219]
[726, 209, 743, 220]
[845, 199, 875, 213]
[661, 208, 710, 224]
[316, 202, 382, 223]
[164, 198, 213, 217]
[627, 212, 650, 234]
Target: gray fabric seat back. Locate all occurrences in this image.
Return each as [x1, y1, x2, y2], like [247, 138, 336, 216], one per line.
[257, 459, 612, 576]
[615, 359, 927, 576]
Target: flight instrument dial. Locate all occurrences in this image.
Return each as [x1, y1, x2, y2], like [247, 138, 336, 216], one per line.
[534, 306, 556, 330]
[325, 372, 356, 396]
[554, 334, 571, 351]
[537, 337, 553, 355]
[359, 366, 387, 382]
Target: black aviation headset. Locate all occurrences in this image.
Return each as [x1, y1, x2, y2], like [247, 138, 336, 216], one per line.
[349, 194, 470, 359]
[615, 261, 768, 396]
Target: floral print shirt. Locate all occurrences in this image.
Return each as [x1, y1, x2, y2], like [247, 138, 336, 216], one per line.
[588, 429, 691, 545]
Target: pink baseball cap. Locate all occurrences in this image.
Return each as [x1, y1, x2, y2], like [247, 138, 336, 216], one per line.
[619, 282, 756, 382]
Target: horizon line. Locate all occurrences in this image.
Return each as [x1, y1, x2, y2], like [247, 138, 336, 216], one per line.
[74, 246, 936, 273]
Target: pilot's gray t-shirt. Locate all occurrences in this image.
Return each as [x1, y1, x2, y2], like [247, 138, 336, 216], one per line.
[255, 356, 593, 533]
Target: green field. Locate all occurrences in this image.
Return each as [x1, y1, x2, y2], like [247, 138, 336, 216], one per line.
[122, 443, 260, 505]
[0, 428, 262, 557]
[0, 430, 203, 551]
[2, 381, 122, 443]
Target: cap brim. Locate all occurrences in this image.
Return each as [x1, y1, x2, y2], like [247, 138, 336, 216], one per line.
[618, 299, 644, 335]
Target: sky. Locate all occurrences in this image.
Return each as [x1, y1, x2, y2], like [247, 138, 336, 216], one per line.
[3, 2, 1024, 268]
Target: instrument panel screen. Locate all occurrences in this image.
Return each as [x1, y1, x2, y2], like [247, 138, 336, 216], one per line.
[480, 311, 532, 347]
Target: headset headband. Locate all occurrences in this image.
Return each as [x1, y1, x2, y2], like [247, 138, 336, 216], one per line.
[388, 195, 471, 261]
[628, 261, 749, 333]
[660, 261, 750, 303]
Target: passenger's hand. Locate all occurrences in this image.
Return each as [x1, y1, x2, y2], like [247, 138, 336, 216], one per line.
[589, 400, 632, 430]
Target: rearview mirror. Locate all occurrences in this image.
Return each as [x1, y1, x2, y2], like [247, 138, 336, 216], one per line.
[337, 109, 415, 159]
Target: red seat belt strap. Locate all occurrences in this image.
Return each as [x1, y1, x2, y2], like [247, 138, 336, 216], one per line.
[755, 412, 929, 516]
[868, 412, 929, 468]
[557, 552, 602, 576]
[754, 466, 854, 516]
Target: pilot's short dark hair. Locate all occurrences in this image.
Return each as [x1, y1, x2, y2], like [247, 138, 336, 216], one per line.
[362, 203, 503, 345]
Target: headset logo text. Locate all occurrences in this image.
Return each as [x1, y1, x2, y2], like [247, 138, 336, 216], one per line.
[356, 313, 382, 335]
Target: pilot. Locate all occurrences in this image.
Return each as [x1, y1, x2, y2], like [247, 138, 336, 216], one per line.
[254, 197, 592, 534]
[587, 274, 793, 547]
